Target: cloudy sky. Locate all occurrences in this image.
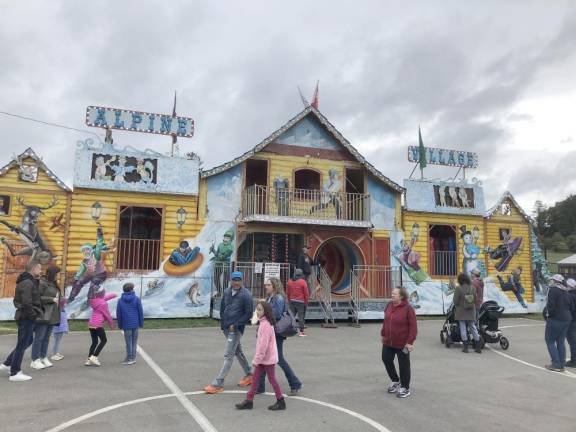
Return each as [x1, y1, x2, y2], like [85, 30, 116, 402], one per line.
[1, 1, 575, 212]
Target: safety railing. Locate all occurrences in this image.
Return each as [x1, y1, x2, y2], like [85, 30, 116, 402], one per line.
[351, 265, 402, 299]
[429, 251, 458, 277]
[241, 185, 371, 224]
[116, 238, 162, 271]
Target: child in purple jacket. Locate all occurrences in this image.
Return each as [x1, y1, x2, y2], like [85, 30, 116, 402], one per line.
[86, 290, 116, 367]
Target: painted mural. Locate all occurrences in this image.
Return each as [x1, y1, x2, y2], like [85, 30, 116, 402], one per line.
[485, 233, 523, 272]
[460, 225, 484, 277]
[276, 116, 340, 150]
[309, 168, 342, 217]
[367, 175, 396, 230]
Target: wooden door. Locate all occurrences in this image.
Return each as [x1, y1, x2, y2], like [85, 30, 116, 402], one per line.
[1, 241, 29, 298]
[374, 238, 390, 266]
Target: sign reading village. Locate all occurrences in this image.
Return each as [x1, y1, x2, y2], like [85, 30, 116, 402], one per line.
[408, 145, 478, 168]
[86, 106, 194, 138]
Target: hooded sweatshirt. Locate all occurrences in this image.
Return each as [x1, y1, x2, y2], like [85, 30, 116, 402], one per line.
[287, 277, 309, 304]
[13, 272, 42, 321]
[381, 300, 418, 349]
[545, 284, 574, 322]
[116, 291, 144, 330]
[88, 293, 117, 328]
[252, 316, 278, 365]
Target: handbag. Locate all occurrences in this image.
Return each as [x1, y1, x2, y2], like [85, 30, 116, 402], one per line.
[275, 299, 298, 338]
[37, 303, 55, 324]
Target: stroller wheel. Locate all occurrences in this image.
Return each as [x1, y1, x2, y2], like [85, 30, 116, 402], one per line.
[440, 330, 446, 344]
[445, 335, 452, 348]
[500, 336, 509, 350]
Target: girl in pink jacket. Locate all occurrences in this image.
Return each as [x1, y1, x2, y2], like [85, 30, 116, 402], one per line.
[236, 300, 286, 411]
[86, 290, 116, 367]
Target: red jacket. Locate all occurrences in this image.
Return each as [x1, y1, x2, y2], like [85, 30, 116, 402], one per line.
[381, 300, 417, 349]
[286, 278, 309, 305]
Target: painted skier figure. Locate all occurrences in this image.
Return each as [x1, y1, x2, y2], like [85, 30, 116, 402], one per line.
[309, 168, 342, 219]
[169, 240, 201, 266]
[399, 239, 421, 272]
[210, 230, 234, 294]
[68, 225, 108, 303]
[497, 266, 528, 309]
[111, 156, 135, 184]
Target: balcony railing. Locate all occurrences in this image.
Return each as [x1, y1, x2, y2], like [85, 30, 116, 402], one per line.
[429, 251, 458, 277]
[241, 185, 371, 227]
[116, 238, 162, 272]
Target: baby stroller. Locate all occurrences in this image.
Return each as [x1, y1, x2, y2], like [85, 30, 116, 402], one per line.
[478, 300, 509, 350]
[439, 303, 484, 348]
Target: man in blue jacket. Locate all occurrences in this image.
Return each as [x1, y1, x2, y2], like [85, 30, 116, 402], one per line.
[204, 271, 253, 394]
[116, 283, 144, 365]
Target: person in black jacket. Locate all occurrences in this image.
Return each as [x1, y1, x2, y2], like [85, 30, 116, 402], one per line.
[0, 261, 43, 382]
[297, 246, 315, 294]
[565, 278, 576, 368]
[544, 274, 574, 372]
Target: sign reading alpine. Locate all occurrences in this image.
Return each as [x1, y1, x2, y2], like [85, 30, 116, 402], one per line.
[86, 106, 194, 138]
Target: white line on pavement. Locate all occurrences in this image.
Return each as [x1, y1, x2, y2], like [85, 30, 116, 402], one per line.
[486, 346, 576, 379]
[499, 324, 545, 329]
[137, 345, 219, 432]
[44, 391, 392, 432]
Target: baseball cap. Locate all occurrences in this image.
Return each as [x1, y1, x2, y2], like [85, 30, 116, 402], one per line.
[551, 274, 565, 283]
[566, 278, 576, 289]
[231, 271, 243, 280]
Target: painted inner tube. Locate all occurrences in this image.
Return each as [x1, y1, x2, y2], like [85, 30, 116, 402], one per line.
[163, 254, 204, 276]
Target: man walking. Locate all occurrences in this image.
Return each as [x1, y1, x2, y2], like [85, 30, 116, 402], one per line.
[0, 261, 43, 382]
[204, 271, 254, 394]
[297, 245, 315, 295]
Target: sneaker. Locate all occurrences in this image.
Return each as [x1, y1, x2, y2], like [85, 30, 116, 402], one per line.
[387, 381, 401, 393]
[565, 360, 576, 368]
[121, 360, 131, 365]
[126, 360, 136, 365]
[0, 363, 10, 375]
[289, 388, 301, 396]
[41, 358, 53, 368]
[237, 375, 252, 387]
[544, 364, 565, 372]
[204, 385, 224, 394]
[30, 359, 46, 370]
[50, 353, 64, 361]
[85, 358, 92, 366]
[9, 372, 32, 382]
[298, 331, 307, 337]
[235, 399, 254, 410]
[89, 356, 101, 367]
[396, 387, 411, 398]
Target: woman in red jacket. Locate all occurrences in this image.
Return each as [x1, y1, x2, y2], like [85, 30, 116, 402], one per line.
[381, 286, 417, 399]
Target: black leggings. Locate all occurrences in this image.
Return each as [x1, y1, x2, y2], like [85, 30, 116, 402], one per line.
[89, 328, 107, 357]
[382, 345, 411, 389]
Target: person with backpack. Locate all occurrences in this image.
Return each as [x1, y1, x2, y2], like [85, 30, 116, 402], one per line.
[256, 278, 302, 396]
[454, 273, 481, 354]
[116, 282, 144, 365]
[565, 278, 576, 368]
[381, 286, 417, 399]
[544, 274, 574, 372]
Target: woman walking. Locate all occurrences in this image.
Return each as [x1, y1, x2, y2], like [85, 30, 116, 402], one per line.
[544, 274, 574, 372]
[381, 286, 417, 399]
[236, 300, 286, 411]
[454, 273, 482, 354]
[86, 290, 116, 367]
[257, 278, 303, 396]
[287, 269, 309, 337]
[30, 266, 62, 370]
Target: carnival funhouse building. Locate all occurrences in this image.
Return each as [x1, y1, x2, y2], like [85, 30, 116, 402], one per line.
[0, 105, 550, 321]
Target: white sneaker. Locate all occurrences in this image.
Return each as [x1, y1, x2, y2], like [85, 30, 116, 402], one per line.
[51, 353, 64, 361]
[30, 359, 47, 370]
[9, 371, 32, 382]
[0, 363, 10, 375]
[84, 358, 92, 366]
[89, 356, 101, 367]
[41, 358, 53, 368]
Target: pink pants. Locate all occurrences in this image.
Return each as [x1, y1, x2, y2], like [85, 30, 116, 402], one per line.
[247, 364, 283, 401]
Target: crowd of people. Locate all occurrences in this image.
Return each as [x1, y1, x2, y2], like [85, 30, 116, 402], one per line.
[1, 258, 575, 411]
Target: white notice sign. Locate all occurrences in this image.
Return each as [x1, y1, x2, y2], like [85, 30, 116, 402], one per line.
[264, 263, 281, 280]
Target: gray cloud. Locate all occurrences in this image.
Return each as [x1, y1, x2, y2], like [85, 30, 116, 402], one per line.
[1, 1, 575, 210]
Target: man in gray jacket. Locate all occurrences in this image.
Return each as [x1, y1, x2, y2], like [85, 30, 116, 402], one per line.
[0, 260, 43, 382]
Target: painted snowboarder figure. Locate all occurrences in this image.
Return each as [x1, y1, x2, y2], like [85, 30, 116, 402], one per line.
[169, 241, 201, 266]
[309, 168, 342, 219]
[210, 230, 234, 294]
[485, 232, 522, 272]
[497, 266, 528, 309]
[68, 225, 109, 303]
[110, 156, 135, 184]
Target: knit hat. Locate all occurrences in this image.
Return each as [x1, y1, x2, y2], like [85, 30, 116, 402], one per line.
[566, 278, 576, 289]
[551, 274, 565, 283]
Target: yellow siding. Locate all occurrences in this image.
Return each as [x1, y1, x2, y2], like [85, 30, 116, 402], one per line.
[0, 157, 65, 193]
[66, 189, 203, 270]
[488, 199, 527, 224]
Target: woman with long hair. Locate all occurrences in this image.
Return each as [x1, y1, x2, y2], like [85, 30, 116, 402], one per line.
[256, 278, 302, 396]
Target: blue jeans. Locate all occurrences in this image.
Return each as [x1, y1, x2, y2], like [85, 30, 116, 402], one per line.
[3, 319, 35, 375]
[567, 320, 576, 362]
[52, 332, 64, 355]
[31, 324, 53, 360]
[545, 319, 571, 368]
[257, 335, 302, 392]
[124, 328, 139, 361]
[459, 320, 480, 342]
[212, 330, 251, 387]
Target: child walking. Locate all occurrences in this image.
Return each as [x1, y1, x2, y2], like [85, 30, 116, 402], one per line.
[116, 283, 144, 365]
[51, 297, 69, 361]
[236, 300, 286, 411]
[86, 289, 116, 367]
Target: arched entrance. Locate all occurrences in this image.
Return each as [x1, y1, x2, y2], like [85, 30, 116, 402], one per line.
[315, 237, 364, 295]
